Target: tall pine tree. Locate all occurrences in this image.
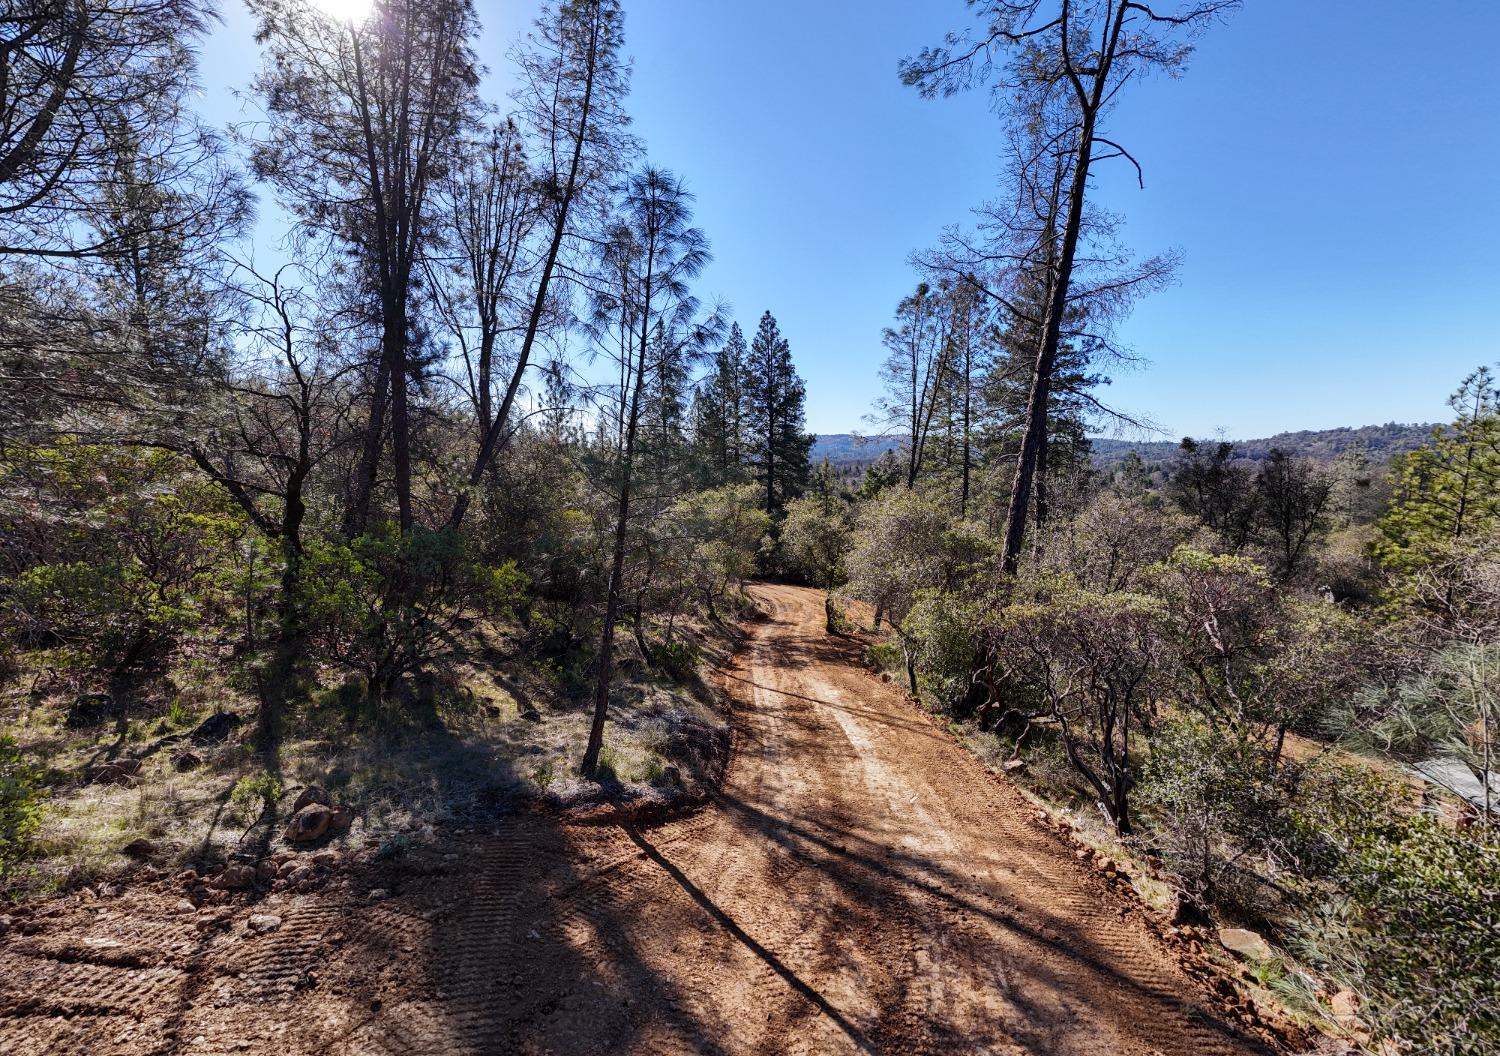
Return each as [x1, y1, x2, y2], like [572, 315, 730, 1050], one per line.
[691, 322, 748, 486]
[743, 311, 812, 523]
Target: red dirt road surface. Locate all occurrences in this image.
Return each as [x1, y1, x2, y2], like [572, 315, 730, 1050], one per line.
[0, 584, 1275, 1055]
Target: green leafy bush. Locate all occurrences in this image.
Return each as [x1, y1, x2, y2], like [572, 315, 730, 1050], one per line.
[1340, 815, 1499, 1053]
[229, 772, 283, 824]
[297, 524, 518, 703]
[649, 641, 701, 682]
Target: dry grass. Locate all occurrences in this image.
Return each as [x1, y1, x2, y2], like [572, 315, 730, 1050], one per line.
[2, 609, 741, 899]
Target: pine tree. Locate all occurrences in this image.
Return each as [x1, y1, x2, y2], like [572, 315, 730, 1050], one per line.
[691, 323, 747, 486]
[1377, 368, 1500, 578]
[742, 311, 812, 523]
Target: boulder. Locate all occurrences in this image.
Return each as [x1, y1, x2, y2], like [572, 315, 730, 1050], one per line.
[211, 864, 257, 891]
[255, 860, 278, 883]
[284, 805, 332, 844]
[190, 711, 241, 745]
[1218, 927, 1274, 962]
[292, 786, 330, 814]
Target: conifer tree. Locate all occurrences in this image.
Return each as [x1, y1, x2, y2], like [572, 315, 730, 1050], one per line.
[742, 310, 812, 523]
[1377, 368, 1500, 579]
[691, 322, 748, 486]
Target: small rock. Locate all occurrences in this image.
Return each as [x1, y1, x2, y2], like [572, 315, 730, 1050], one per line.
[171, 750, 202, 772]
[212, 864, 257, 891]
[367, 888, 390, 901]
[284, 805, 333, 844]
[194, 912, 229, 933]
[519, 708, 542, 723]
[285, 866, 316, 886]
[175, 899, 197, 913]
[1074, 849, 1089, 860]
[292, 786, 330, 814]
[246, 914, 282, 935]
[122, 838, 157, 859]
[1001, 758, 1027, 773]
[1218, 927, 1274, 962]
[96, 882, 121, 898]
[312, 851, 338, 868]
[0, 915, 12, 936]
[255, 860, 278, 883]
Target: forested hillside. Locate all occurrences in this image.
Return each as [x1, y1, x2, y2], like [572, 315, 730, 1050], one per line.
[1090, 422, 1438, 468]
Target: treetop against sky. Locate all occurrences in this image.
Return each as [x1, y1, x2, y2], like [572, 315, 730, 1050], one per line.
[196, 0, 1500, 438]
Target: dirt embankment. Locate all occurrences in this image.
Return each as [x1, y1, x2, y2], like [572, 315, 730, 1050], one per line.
[0, 584, 1278, 1055]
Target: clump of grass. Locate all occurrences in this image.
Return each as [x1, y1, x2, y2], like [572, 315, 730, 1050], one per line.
[167, 698, 197, 729]
[376, 833, 411, 861]
[595, 744, 620, 781]
[531, 760, 557, 791]
[639, 753, 667, 785]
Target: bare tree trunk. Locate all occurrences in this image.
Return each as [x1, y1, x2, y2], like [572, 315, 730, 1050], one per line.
[344, 354, 389, 537]
[448, 5, 605, 533]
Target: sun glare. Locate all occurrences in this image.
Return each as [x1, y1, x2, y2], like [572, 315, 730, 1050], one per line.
[311, 0, 373, 24]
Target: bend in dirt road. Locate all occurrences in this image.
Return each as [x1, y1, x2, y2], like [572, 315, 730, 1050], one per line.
[0, 584, 1275, 1055]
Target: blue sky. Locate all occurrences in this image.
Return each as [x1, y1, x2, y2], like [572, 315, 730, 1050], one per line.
[198, 0, 1500, 439]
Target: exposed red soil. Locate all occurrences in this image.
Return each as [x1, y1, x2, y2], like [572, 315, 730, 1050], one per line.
[0, 584, 1278, 1055]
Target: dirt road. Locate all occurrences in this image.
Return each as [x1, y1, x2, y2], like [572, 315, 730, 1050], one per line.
[1, 584, 1273, 1055]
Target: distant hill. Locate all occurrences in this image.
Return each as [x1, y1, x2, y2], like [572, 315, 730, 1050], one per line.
[812, 424, 1439, 473]
[1090, 423, 1438, 468]
[810, 434, 903, 465]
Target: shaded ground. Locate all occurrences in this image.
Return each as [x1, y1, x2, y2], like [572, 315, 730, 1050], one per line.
[0, 584, 1276, 1055]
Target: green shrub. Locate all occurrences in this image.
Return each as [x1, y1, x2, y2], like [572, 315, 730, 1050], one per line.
[229, 772, 283, 825]
[866, 639, 904, 672]
[0, 737, 45, 878]
[639, 753, 667, 785]
[1337, 815, 1500, 1054]
[298, 524, 507, 702]
[904, 588, 978, 704]
[649, 641, 700, 682]
[1137, 718, 1301, 909]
